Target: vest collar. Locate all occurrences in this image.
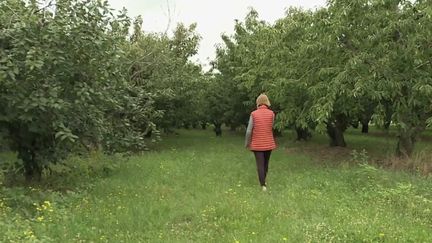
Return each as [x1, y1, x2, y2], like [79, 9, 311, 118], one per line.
[258, 105, 269, 110]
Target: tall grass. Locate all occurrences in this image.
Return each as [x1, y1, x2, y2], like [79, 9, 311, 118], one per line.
[1, 129, 431, 242]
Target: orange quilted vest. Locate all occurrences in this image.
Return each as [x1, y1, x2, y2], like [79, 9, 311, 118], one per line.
[250, 105, 276, 151]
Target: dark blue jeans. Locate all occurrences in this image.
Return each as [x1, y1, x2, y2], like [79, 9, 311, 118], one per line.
[253, 150, 272, 186]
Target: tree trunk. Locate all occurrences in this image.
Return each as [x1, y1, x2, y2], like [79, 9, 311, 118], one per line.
[163, 128, 175, 134]
[295, 127, 311, 141]
[360, 109, 373, 133]
[201, 122, 207, 130]
[384, 101, 393, 130]
[144, 130, 152, 138]
[214, 123, 222, 136]
[396, 133, 415, 157]
[384, 120, 391, 130]
[20, 148, 42, 182]
[395, 122, 426, 157]
[394, 110, 427, 157]
[326, 122, 347, 147]
[24, 163, 42, 183]
[361, 121, 369, 134]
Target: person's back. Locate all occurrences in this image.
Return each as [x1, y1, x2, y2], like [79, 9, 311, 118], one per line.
[250, 106, 276, 151]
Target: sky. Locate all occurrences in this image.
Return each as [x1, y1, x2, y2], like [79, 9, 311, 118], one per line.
[107, 0, 327, 70]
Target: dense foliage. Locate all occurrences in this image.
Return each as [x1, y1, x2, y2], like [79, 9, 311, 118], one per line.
[0, 0, 205, 180]
[1, 0, 431, 182]
[215, 0, 432, 156]
[0, 0, 147, 180]
[128, 18, 204, 133]
[0, 0, 431, 241]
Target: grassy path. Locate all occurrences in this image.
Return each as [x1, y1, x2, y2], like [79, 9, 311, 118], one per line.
[2, 129, 432, 242]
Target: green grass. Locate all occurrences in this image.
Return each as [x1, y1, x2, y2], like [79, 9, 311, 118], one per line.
[1, 129, 432, 242]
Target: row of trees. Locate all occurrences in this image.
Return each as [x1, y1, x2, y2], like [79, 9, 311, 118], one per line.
[1, 0, 431, 180]
[0, 0, 207, 180]
[214, 0, 432, 157]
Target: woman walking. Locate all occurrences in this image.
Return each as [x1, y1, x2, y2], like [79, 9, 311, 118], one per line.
[245, 94, 276, 191]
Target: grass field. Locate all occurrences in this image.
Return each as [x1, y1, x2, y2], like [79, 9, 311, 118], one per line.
[1, 129, 432, 242]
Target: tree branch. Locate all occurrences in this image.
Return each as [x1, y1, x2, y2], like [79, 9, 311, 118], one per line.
[35, 0, 56, 13]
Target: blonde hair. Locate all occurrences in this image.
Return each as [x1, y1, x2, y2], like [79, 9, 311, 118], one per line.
[256, 94, 270, 107]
